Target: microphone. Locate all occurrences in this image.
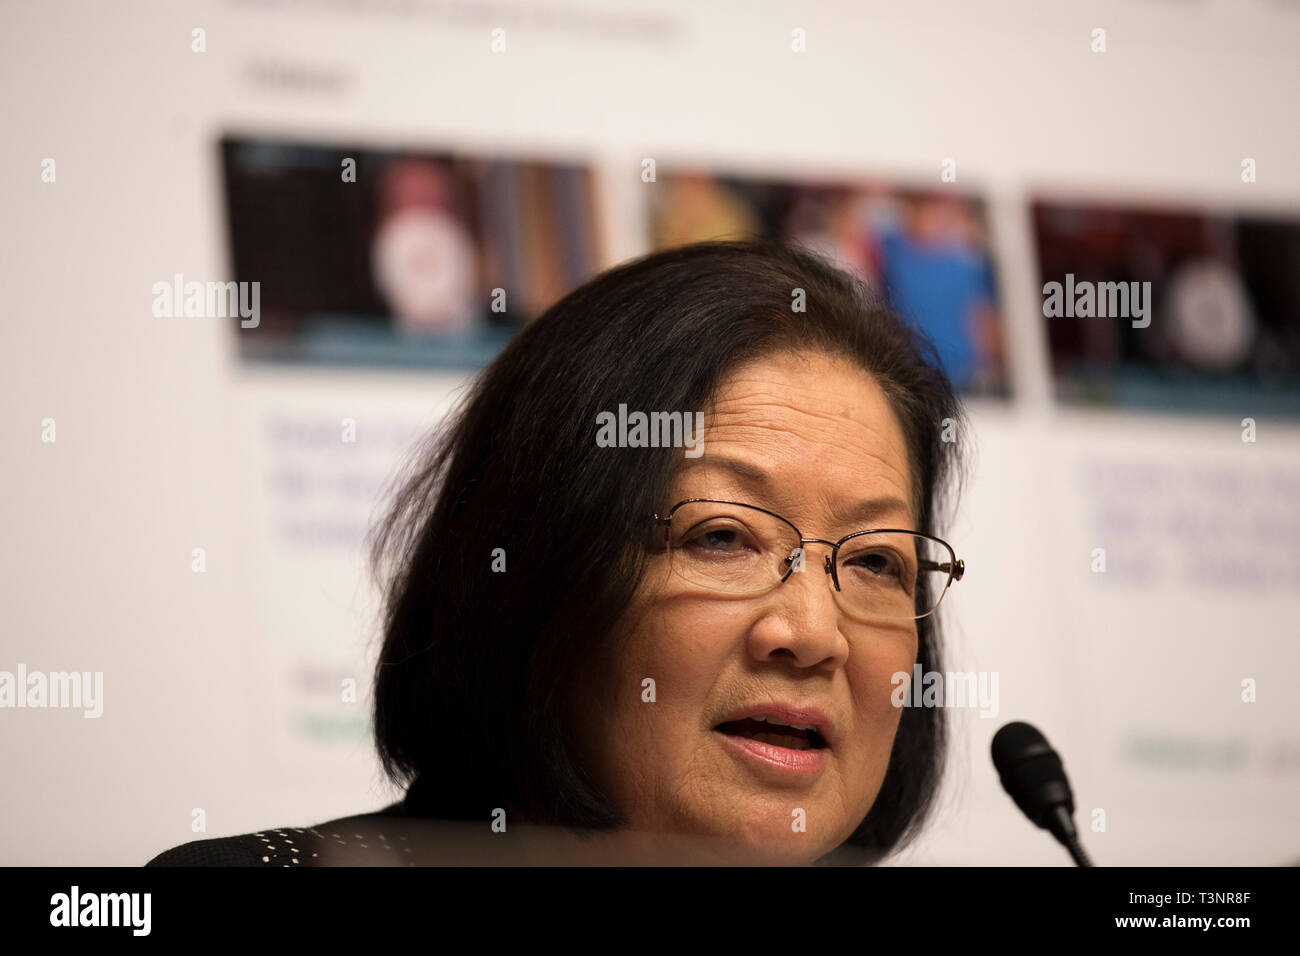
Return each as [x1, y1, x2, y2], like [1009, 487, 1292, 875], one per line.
[991, 721, 1094, 866]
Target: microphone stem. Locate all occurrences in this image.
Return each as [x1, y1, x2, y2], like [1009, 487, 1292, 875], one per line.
[1047, 804, 1095, 867]
[1065, 835, 1094, 867]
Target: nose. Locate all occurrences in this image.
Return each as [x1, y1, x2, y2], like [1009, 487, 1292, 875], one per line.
[745, 541, 849, 671]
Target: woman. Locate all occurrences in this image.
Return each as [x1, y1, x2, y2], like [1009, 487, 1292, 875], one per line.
[147, 239, 967, 866]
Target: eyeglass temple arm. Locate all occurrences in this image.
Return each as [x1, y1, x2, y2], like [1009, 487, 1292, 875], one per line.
[920, 557, 965, 581]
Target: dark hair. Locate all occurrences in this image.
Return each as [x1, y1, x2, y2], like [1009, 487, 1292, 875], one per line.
[368, 238, 967, 863]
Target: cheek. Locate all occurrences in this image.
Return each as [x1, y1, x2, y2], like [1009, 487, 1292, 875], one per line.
[848, 625, 919, 759]
[592, 580, 735, 778]
[618, 599, 734, 733]
[616, 560, 738, 701]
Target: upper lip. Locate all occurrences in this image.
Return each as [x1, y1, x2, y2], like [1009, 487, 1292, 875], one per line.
[714, 702, 837, 748]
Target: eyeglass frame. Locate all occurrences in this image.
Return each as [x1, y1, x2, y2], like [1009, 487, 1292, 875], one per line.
[649, 497, 965, 621]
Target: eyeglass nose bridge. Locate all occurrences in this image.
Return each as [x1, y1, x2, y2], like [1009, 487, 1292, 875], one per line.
[780, 537, 847, 591]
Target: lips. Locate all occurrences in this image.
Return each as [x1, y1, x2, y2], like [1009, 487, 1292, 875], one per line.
[712, 703, 836, 776]
[713, 703, 835, 751]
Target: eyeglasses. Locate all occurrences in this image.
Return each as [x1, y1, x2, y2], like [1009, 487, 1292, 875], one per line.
[650, 499, 964, 623]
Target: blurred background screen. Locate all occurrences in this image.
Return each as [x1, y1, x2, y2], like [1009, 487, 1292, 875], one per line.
[222, 137, 602, 367]
[649, 172, 1008, 395]
[1033, 200, 1300, 416]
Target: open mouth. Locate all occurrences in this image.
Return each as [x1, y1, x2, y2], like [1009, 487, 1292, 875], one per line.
[714, 716, 828, 752]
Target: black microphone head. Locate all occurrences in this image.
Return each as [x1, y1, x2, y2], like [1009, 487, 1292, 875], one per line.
[991, 721, 1075, 829]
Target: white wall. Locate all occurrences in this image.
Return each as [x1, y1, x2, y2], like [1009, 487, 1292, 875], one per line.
[2, 0, 1298, 865]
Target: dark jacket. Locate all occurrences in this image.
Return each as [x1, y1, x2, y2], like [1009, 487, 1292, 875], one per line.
[146, 774, 879, 865]
[144, 775, 515, 866]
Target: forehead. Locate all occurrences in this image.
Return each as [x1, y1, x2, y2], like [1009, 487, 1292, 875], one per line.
[677, 350, 916, 529]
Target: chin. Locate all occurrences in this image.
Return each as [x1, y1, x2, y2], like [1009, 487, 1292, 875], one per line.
[694, 804, 847, 866]
[716, 826, 835, 866]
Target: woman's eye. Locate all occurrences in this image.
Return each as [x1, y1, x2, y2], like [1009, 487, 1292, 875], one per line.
[847, 549, 902, 577]
[686, 526, 747, 552]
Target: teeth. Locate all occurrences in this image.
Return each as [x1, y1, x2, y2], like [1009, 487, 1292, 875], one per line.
[751, 716, 819, 733]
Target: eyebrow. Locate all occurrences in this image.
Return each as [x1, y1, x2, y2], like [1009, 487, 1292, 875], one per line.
[679, 454, 914, 528]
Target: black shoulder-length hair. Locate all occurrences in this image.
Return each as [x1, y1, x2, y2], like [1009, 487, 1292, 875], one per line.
[368, 238, 967, 864]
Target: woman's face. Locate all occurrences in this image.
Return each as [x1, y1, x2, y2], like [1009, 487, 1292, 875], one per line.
[577, 349, 920, 864]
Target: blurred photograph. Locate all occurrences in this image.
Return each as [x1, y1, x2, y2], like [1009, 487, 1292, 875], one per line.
[222, 137, 603, 368]
[650, 172, 1008, 396]
[1034, 200, 1300, 417]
